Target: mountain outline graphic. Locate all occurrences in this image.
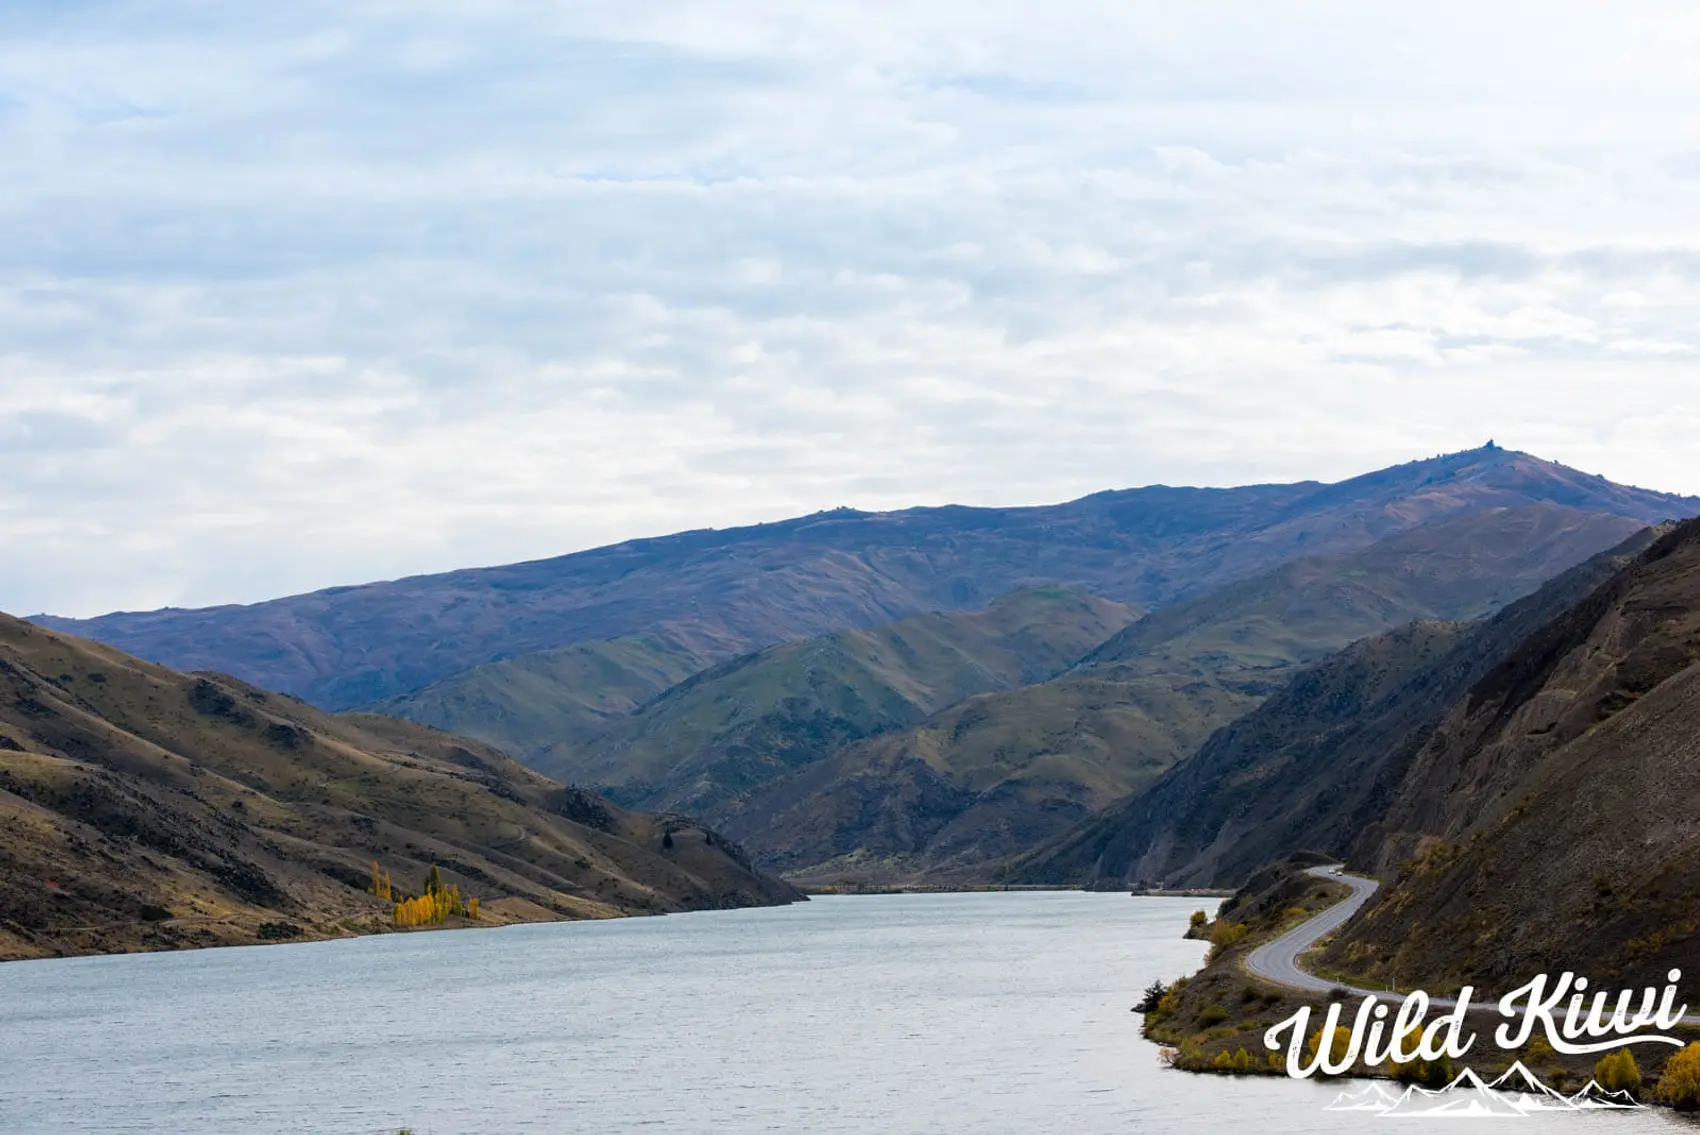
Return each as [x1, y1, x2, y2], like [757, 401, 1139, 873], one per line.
[1323, 1062, 1644, 1118]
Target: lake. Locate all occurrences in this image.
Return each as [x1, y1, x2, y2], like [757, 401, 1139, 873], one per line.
[0, 893, 1689, 1133]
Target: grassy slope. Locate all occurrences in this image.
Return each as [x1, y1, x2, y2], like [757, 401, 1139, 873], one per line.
[0, 615, 799, 963]
[540, 587, 1140, 821]
[725, 505, 1647, 882]
[728, 672, 1268, 883]
[367, 633, 708, 757]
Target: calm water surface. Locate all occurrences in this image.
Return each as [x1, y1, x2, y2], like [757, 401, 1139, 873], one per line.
[1, 893, 1691, 1133]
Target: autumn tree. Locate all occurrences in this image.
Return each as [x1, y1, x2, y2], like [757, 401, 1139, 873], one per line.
[1596, 1050, 1642, 1097]
[1305, 1027, 1354, 1077]
[1656, 1044, 1700, 1110]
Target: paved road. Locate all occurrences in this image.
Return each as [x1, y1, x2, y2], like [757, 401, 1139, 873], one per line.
[1242, 869, 1700, 1027]
[1243, 865, 1382, 994]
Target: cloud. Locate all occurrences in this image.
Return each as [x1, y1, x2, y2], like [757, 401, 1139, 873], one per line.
[3, 1, 1700, 616]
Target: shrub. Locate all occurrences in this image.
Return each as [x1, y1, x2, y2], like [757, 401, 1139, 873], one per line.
[1657, 1044, 1700, 1110]
[1155, 976, 1189, 1017]
[1306, 1027, 1355, 1078]
[1199, 1005, 1230, 1026]
[1523, 1036, 1562, 1078]
[1210, 920, 1247, 947]
[1135, 980, 1170, 1014]
[1207, 920, 1249, 959]
[1596, 1050, 1641, 1097]
[1395, 1056, 1455, 1088]
[1190, 910, 1209, 929]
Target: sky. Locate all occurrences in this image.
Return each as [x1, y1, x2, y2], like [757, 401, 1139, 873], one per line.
[5, 2, 1700, 617]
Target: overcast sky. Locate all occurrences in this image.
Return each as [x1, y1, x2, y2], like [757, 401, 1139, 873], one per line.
[5, 2, 1700, 617]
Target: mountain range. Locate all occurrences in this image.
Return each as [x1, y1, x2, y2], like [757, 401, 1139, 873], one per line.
[38, 445, 1692, 710]
[25, 445, 1700, 892]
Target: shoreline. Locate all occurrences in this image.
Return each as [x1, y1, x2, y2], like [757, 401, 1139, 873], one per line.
[791, 882, 1234, 897]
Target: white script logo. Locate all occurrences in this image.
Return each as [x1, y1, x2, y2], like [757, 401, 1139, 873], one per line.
[1264, 970, 1686, 1079]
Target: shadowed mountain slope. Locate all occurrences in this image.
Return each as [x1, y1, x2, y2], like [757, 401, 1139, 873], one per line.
[719, 505, 1652, 881]
[1316, 518, 1700, 990]
[1003, 524, 1665, 890]
[36, 447, 1699, 710]
[0, 615, 799, 963]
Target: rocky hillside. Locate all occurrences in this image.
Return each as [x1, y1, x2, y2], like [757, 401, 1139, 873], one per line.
[720, 506, 1651, 882]
[1007, 525, 1665, 889]
[1317, 517, 1700, 990]
[37, 446, 1699, 709]
[0, 615, 799, 963]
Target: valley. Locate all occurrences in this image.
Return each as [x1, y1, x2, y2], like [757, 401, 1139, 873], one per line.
[18, 444, 1700, 953]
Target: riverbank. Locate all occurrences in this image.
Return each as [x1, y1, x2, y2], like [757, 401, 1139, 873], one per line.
[0, 894, 577, 964]
[793, 882, 1079, 895]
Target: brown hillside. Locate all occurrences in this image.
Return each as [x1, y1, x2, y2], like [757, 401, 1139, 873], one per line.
[0, 615, 799, 963]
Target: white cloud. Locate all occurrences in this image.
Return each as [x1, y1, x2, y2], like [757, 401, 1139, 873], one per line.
[3, 1, 1700, 616]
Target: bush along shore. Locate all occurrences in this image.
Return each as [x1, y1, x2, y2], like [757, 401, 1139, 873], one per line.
[1137, 857, 1700, 1110]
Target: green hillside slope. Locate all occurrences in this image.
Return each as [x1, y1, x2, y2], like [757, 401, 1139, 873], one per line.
[370, 634, 707, 757]
[539, 588, 1139, 821]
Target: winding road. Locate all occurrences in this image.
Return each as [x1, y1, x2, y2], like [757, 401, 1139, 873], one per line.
[1244, 865, 1382, 994]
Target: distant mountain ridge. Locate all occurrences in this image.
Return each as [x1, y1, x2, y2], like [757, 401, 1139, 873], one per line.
[35, 446, 1700, 710]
